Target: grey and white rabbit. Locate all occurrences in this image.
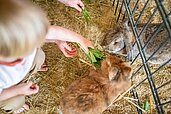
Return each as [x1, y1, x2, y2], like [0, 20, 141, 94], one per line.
[59, 55, 132, 114]
[102, 20, 135, 57]
[103, 21, 171, 64]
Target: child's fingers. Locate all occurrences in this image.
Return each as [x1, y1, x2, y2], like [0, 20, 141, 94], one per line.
[78, 1, 84, 9]
[65, 47, 77, 55]
[74, 5, 82, 12]
[88, 42, 94, 48]
[59, 42, 77, 57]
[30, 84, 39, 94]
[64, 53, 75, 57]
[86, 39, 94, 47]
[30, 84, 37, 89]
[60, 48, 75, 57]
[64, 48, 77, 57]
[62, 42, 72, 51]
[80, 41, 94, 53]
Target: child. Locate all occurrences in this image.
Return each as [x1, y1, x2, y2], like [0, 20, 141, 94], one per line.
[0, 0, 93, 113]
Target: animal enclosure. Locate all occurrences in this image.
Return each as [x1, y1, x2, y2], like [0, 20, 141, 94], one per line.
[113, 0, 171, 113]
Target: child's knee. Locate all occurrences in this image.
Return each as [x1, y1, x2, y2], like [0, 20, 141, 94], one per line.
[0, 95, 25, 111]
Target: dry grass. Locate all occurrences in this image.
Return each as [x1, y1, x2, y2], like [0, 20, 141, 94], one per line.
[0, 0, 170, 114]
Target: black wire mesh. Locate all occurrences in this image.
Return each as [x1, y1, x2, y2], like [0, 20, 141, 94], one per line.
[113, 0, 171, 113]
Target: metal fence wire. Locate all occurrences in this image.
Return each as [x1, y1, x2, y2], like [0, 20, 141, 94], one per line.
[113, 0, 171, 113]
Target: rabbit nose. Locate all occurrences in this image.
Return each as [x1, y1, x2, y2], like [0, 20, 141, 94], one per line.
[102, 46, 106, 49]
[102, 46, 109, 51]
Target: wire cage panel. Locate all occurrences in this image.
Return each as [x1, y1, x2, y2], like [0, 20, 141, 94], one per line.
[113, 0, 171, 113]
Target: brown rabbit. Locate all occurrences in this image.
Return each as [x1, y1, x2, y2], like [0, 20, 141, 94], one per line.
[59, 56, 132, 114]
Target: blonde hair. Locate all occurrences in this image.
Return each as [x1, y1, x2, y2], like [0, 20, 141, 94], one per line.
[0, 0, 49, 58]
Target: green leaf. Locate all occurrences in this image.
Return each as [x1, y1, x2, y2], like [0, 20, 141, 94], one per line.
[85, 0, 91, 4]
[89, 48, 103, 59]
[86, 48, 104, 67]
[143, 101, 150, 111]
[82, 9, 91, 23]
[88, 51, 97, 63]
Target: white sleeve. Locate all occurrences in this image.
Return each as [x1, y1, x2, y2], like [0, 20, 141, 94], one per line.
[0, 68, 11, 93]
[0, 66, 22, 93]
[0, 74, 7, 94]
[0, 82, 5, 94]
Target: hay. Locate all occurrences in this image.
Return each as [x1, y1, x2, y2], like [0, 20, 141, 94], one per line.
[0, 0, 170, 114]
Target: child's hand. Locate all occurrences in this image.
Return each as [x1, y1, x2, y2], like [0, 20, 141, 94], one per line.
[79, 38, 94, 53]
[46, 26, 94, 54]
[0, 82, 39, 101]
[16, 81, 39, 96]
[58, 0, 84, 12]
[56, 40, 77, 57]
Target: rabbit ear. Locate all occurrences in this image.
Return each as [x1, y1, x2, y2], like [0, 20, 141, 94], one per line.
[122, 19, 129, 27]
[108, 67, 119, 81]
[122, 66, 132, 78]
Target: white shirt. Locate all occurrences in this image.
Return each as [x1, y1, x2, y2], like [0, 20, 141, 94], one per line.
[0, 49, 37, 93]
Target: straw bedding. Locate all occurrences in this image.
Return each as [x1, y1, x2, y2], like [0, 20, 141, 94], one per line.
[0, 0, 170, 113]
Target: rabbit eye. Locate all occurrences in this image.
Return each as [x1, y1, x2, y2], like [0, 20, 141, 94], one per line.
[113, 42, 118, 45]
[111, 42, 117, 45]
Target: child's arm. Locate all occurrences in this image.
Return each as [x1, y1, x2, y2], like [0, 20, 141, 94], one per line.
[58, 0, 84, 12]
[46, 26, 93, 57]
[0, 81, 38, 102]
